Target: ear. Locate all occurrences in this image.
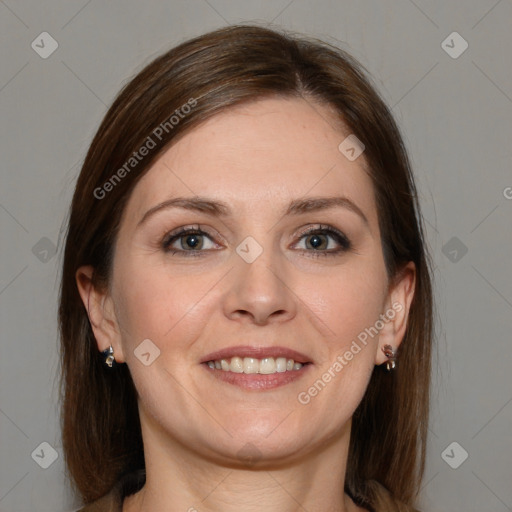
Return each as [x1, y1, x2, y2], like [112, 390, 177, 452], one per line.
[75, 265, 127, 363]
[374, 261, 416, 366]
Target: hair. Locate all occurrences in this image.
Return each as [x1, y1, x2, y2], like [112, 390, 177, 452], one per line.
[58, 24, 435, 510]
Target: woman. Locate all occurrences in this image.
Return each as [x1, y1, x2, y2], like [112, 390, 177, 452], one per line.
[59, 24, 434, 512]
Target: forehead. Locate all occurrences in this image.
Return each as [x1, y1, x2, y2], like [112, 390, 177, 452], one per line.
[123, 96, 378, 229]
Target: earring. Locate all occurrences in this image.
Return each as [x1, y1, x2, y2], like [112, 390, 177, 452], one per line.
[102, 345, 115, 367]
[382, 344, 396, 371]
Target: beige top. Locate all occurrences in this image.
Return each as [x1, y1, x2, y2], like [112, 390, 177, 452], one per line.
[77, 471, 420, 512]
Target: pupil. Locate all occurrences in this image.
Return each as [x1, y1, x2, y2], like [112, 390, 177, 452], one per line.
[309, 235, 324, 249]
[186, 235, 200, 249]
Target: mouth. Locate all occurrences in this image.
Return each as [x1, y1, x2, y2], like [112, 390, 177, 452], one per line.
[200, 345, 313, 390]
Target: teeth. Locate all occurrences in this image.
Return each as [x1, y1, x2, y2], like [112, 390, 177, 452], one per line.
[230, 356, 244, 373]
[259, 357, 276, 374]
[205, 356, 305, 374]
[276, 357, 287, 372]
[244, 357, 259, 374]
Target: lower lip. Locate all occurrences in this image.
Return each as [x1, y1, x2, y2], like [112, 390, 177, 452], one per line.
[201, 363, 312, 390]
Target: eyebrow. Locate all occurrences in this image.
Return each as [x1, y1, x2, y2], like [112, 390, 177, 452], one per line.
[137, 195, 369, 228]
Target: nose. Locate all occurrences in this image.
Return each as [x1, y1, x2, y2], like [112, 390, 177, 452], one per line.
[222, 244, 297, 326]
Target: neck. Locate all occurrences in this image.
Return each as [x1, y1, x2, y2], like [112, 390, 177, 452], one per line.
[123, 412, 364, 512]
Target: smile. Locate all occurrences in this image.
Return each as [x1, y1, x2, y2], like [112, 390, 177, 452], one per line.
[206, 356, 307, 374]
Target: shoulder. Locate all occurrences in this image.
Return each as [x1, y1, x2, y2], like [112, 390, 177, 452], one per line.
[75, 486, 122, 512]
[374, 481, 420, 512]
[75, 470, 145, 512]
[367, 480, 421, 512]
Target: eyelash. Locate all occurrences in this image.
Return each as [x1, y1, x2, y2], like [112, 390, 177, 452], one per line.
[161, 224, 352, 258]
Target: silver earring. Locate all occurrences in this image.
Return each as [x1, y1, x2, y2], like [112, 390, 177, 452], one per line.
[382, 344, 396, 371]
[102, 345, 115, 367]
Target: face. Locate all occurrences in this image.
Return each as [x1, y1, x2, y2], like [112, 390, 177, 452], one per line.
[79, 96, 414, 467]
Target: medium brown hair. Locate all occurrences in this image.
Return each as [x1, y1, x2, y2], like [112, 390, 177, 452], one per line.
[59, 24, 434, 509]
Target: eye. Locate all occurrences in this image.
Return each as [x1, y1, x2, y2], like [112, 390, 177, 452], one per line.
[162, 226, 218, 256]
[161, 224, 352, 258]
[294, 224, 352, 257]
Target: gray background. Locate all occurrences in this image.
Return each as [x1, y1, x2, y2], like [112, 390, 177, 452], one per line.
[1, 1, 511, 511]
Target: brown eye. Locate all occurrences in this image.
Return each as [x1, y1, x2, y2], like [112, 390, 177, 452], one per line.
[295, 225, 351, 257]
[177, 233, 204, 250]
[162, 227, 217, 255]
[305, 233, 329, 250]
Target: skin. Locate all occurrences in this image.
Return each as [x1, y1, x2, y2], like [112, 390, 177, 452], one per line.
[77, 96, 415, 512]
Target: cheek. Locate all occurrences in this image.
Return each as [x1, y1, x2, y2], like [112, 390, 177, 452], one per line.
[296, 277, 380, 428]
[112, 257, 217, 353]
[292, 265, 385, 413]
[303, 265, 387, 348]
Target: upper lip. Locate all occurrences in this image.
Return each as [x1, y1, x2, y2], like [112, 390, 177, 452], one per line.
[200, 345, 312, 364]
